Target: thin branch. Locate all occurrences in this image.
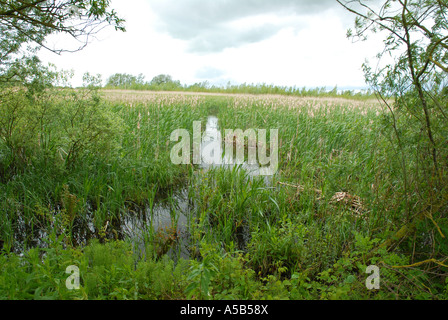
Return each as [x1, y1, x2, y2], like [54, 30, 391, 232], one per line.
[0, 0, 47, 17]
[337, 0, 407, 42]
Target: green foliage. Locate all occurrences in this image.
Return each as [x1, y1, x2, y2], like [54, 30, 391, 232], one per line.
[1, 231, 440, 300]
[105, 73, 184, 91]
[150, 74, 176, 86]
[0, 73, 123, 172]
[0, 245, 86, 300]
[340, 0, 448, 284]
[0, 0, 125, 85]
[106, 73, 146, 89]
[185, 243, 219, 299]
[247, 216, 307, 278]
[0, 88, 447, 300]
[0, 240, 191, 300]
[1, 0, 446, 301]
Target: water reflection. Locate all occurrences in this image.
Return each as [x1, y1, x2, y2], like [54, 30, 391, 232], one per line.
[200, 115, 261, 176]
[122, 116, 274, 259]
[121, 188, 192, 260]
[10, 116, 272, 259]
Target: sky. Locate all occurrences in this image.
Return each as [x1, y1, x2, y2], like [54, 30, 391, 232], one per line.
[38, 0, 385, 89]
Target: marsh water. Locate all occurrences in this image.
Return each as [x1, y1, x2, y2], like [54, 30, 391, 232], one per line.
[121, 115, 264, 259]
[11, 116, 268, 258]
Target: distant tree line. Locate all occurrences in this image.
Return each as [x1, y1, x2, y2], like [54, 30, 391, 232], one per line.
[104, 73, 375, 99]
[105, 73, 182, 91]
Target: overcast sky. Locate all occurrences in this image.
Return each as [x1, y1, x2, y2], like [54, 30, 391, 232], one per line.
[38, 0, 384, 89]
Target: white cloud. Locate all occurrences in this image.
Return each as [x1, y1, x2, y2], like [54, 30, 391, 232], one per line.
[149, 0, 341, 53]
[37, 0, 385, 89]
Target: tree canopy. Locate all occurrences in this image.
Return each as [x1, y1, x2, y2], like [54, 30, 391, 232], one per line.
[0, 0, 125, 84]
[339, 0, 447, 172]
[339, 0, 448, 250]
[106, 73, 145, 89]
[150, 74, 175, 86]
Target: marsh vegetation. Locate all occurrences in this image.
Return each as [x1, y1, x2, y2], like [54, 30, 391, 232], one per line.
[0, 0, 447, 300]
[0, 87, 446, 299]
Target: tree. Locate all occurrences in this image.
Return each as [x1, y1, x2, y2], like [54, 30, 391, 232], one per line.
[106, 73, 145, 89]
[0, 0, 125, 84]
[150, 74, 173, 86]
[0, 1, 125, 171]
[338, 0, 447, 169]
[149, 74, 182, 90]
[339, 0, 447, 258]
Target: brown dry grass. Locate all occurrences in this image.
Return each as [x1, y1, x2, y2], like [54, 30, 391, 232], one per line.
[100, 89, 383, 112]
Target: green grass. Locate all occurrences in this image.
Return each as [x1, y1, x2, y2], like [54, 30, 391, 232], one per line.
[0, 89, 447, 300]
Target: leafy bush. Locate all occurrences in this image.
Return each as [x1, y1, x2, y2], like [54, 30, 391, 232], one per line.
[247, 216, 307, 278]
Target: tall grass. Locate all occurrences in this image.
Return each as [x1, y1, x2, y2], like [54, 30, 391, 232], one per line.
[1, 89, 446, 299]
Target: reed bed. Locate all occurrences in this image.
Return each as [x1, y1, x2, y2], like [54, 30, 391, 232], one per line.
[0, 89, 444, 300]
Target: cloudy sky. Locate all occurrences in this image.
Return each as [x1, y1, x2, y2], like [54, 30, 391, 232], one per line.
[38, 0, 384, 89]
